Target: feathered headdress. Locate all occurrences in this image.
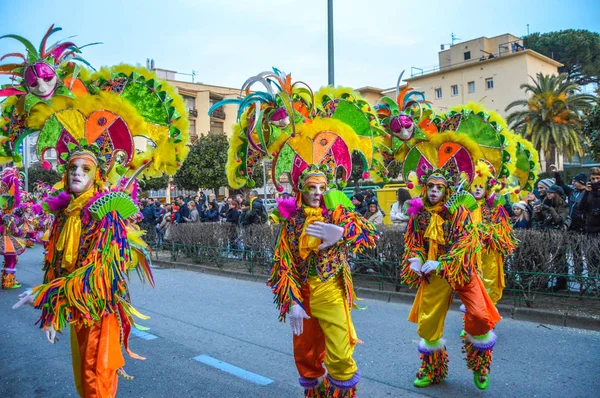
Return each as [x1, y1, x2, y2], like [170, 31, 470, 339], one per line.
[217, 68, 379, 192]
[0, 24, 97, 112]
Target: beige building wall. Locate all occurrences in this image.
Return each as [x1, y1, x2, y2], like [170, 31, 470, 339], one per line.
[161, 77, 241, 142]
[405, 50, 561, 117]
[439, 34, 522, 69]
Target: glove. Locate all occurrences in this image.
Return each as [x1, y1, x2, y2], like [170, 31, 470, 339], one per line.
[421, 260, 440, 274]
[306, 222, 344, 250]
[289, 305, 310, 336]
[408, 257, 422, 276]
[12, 289, 35, 309]
[45, 325, 61, 344]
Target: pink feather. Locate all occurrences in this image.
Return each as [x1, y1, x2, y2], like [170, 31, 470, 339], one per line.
[31, 204, 43, 215]
[406, 197, 423, 217]
[276, 197, 298, 219]
[45, 192, 71, 212]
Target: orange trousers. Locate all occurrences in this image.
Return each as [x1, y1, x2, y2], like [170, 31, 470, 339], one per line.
[293, 275, 358, 381]
[409, 273, 501, 341]
[70, 313, 125, 398]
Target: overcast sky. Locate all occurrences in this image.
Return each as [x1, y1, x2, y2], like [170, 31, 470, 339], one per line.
[1, 0, 599, 91]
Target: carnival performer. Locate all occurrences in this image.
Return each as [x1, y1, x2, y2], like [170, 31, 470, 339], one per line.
[402, 169, 501, 390]
[0, 168, 28, 289]
[6, 25, 189, 398]
[469, 161, 516, 305]
[212, 69, 380, 397]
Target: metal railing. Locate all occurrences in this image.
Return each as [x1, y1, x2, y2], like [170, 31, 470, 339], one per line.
[145, 240, 600, 314]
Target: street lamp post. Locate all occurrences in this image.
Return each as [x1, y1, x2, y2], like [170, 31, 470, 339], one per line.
[262, 159, 268, 199]
[327, 0, 334, 86]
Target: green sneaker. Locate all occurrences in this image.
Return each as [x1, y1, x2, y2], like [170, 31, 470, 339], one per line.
[413, 375, 431, 388]
[473, 371, 489, 390]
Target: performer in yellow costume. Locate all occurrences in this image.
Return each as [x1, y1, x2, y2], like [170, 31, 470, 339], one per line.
[213, 69, 379, 397]
[402, 169, 501, 390]
[469, 161, 516, 305]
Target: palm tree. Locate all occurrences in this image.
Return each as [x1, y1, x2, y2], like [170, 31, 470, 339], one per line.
[506, 73, 597, 170]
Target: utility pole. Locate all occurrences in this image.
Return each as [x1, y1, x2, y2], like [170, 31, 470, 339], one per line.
[327, 0, 334, 86]
[262, 159, 268, 199]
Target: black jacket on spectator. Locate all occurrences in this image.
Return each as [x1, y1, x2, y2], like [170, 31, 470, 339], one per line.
[142, 205, 155, 224]
[533, 197, 569, 230]
[355, 201, 368, 216]
[249, 198, 267, 224]
[219, 203, 229, 219]
[555, 171, 586, 232]
[176, 204, 190, 223]
[203, 208, 219, 222]
[226, 208, 239, 224]
[578, 190, 600, 234]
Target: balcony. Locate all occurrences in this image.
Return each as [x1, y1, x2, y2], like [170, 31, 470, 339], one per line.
[211, 108, 226, 120]
[188, 108, 198, 118]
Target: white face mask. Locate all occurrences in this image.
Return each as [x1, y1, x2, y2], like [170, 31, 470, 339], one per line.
[68, 157, 97, 195]
[302, 182, 326, 208]
[471, 185, 486, 200]
[29, 75, 58, 99]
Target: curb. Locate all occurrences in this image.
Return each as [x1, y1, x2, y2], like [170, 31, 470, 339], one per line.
[153, 258, 600, 332]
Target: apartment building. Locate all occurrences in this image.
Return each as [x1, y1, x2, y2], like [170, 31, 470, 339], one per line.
[404, 34, 562, 117]
[151, 68, 240, 142]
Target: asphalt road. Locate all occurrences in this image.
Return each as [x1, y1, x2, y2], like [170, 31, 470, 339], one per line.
[1, 245, 599, 397]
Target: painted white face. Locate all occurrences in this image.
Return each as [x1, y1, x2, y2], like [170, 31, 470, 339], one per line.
[301, 180, 326, 208]
[68, 157, 97, 195]
[426, 182, 446, 205]
[471, 184, 486, 200]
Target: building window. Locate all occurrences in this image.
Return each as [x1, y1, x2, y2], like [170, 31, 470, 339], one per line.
[182, 95, 195, 111]
[435, 88, 442, 99]
[468, 81, 475, 93]
[486, 78, 494, 90]
[211, 121, 224, 134]
[189, 120, 196, 139]
[464, 51, 471, 61]
[451, 85, 458, 97]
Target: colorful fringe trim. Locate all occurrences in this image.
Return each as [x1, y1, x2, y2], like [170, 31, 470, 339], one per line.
[483, 205, 517, 256]
[439, 207, 480, 289]
[400, 218, 426, 288]
[462, 330, 496, 377]
[416, 339, 449, 384]
[332, 206, 379, 254]
[268, 223, 303, 321]
[326, 370, 360, 398]
[32, 210, 149, 363]
[300, 376, 329, 397]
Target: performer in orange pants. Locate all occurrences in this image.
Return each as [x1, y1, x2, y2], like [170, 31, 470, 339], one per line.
[402, 169, 501, 391]
[214, 70, 380, 397]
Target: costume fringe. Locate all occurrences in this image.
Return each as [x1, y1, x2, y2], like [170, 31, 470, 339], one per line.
[302, 376, 329, 397]
[268, 224, 302, 321]
[400, 217, 426, 288]
[440, 206, 480, 289]
[326, 370, 360, 398]
[462, 331, 496, 376]
[332, 206, 378, 253]
[416, 339, 449, 384]
[32, 210, 148, 354]
[484, 205, 517, 256]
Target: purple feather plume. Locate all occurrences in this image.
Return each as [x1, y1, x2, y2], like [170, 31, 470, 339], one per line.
[276, 197, 298, 219]
[406, 196, 423, 217]
[45, 192, 71, 212]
